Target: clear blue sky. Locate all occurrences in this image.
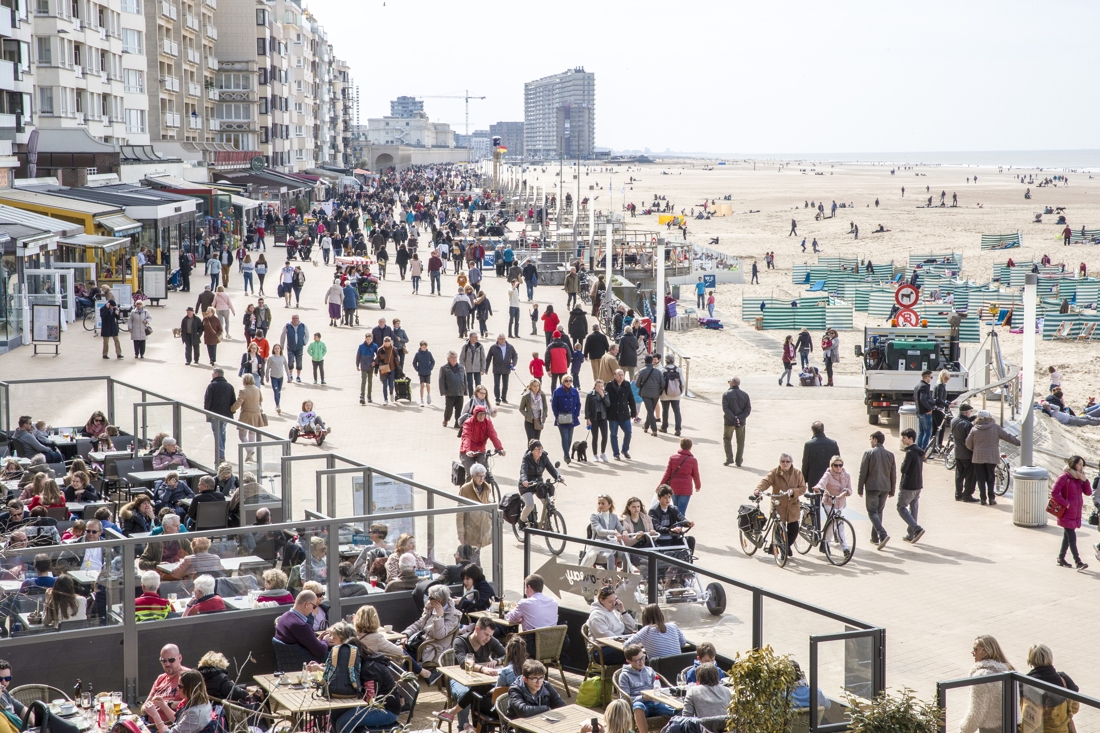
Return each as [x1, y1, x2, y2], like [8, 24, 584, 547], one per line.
[306, 0, 1100, 154]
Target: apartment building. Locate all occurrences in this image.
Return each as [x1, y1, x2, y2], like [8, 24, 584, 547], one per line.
[524, 66, 595, 159]
[31, 0, 149, 145]
[142, 0, 219, 141]
[0, 0, 33, 148]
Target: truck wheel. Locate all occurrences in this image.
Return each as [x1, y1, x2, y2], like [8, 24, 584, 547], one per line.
[868, 414, 880, 425]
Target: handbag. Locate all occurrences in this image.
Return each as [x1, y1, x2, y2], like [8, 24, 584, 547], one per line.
[145, 325, 153, 336]
[404, 629, 426, 657]
[532, 417, 543, 431]
[1046, 496, 1066, 519]
[556, 412, 573, 426]
[259, 411, 269, 427]
[379, 363, 392, 375]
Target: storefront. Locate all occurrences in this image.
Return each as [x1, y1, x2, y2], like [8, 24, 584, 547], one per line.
[0, 223, 62, 354]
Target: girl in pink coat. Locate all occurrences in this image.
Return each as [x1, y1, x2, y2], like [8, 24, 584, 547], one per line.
[1051, 455, 1092, 570]
[813, 454, 852, 552]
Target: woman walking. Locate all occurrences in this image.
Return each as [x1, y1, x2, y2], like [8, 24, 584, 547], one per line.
[202, 306, 222, 365]
[395, 243, 409, 280]
[241, 304, 258, 345]
[409, 253, 423, 294]
[291, 266, 306, 308]
[584, 379, 610, 462]
[239, 341, 265, 383]
[231, 373, 264, 462]
[255, 253, 268, 296]
[242, 252, 255, 295]
[959, 636, 1013, 733]
[821, 328, 839, 387]
[267, 343, 287, 414]
[213, 286, 235, 339]
[518, 379, 548, 443]
[1050, 455, 1091, 570]
[324, 279, 343, 327]
[128, 300, 151, 358]
[779, 335, 795, 386]
[754, 453, 807, 554]
[375, 336, 398, 405]
[551, 375, 581, 464]
[541, 304, 560, 345]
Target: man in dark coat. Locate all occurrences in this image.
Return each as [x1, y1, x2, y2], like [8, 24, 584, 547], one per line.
[950, 403, 977, 502]
[617, 327, 639, 379]
[567, 306, 588, 345]
[179, 307, 203, 365]
[801, 421, 840, 488]
[582, 325, 610, 380]
[203, 368, 236, 463]
[721, 376, 751, 467]
[100, 299, 123, 359]
[605, 370, 637, 461]
[485, 334, 518, 405]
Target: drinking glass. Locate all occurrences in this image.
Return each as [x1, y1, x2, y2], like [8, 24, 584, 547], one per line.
[111, 692, 122, 717]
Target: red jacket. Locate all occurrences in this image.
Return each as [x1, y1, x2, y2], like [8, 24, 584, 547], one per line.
[1051, 471, 1092, 530]
[545, 340, 570, 375]
[182, 594, 226, 617]
[459, 406, 503, 454]
[659, 449, 701, 496]
[541, 311, 560, 334]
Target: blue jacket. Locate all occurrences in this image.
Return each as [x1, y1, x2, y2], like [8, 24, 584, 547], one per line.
[570, 349, 584, 374]
[412, 349, 436, 376]
[356, 342, 378, 370]
[281, 322, 308, 352]
[342, 284, 358, 309]
[551, 386, 581, 427]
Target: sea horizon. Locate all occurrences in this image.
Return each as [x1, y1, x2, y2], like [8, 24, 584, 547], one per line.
[628, 149, 1100, 171]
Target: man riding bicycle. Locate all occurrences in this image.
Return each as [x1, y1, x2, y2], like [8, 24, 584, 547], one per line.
[459, 405, 505, 475]
[518, 441, 562, 529]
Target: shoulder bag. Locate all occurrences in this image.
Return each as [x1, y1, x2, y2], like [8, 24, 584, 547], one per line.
[1046, 495, 1066, 519]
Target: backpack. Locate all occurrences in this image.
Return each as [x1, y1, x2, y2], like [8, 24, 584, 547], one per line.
[499, 492, 523, 525]
[664, 368, 683, 397]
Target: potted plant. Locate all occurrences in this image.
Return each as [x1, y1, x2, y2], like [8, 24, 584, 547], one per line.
[727, 645, 801, 733]
[846, 689, 943, 733]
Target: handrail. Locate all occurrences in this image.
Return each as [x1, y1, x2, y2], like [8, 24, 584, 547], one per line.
[661, 340, 694, 398]
[936, 670, 1100, 733]
[950, 364, 1022, 427]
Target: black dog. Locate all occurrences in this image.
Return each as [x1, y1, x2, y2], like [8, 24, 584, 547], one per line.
[570, 440, 589, 463]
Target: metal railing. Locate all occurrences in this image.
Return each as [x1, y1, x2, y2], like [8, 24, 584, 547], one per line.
[937, 671, 1100, 733]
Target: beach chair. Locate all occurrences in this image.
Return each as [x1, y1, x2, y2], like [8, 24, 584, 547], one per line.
[801, 272, 811, 285]
[1077, 322, 1097, 341]
[1051, 321, 1074, 340]
[807, 280, 826, 292]
[893, 273, 904, 283]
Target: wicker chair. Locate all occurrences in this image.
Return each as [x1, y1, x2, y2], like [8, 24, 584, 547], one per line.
[212, 698, 291, 733]
[471, 687, 508, 733]
[611, 668, 672, 733]
[513, 625, 571, 697]
[10, 685, 70, 707]
[581, 622, 616, 706]
[434, 648, 457, 733]
[493, 693, 513, 733]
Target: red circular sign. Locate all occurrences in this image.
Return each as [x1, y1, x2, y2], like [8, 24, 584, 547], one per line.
[896, 307, 920, 327]
[895, 284, 919, 309]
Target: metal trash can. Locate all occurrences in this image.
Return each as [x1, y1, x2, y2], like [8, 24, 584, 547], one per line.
[1012, 466, 1050, 527]
[898, 404, 918, 446]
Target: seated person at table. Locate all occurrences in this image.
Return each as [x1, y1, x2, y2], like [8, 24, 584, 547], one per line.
[182, 574, 225, 617]
[169, 536, 225, 579]
[152, 439, 190, 471]
[19, 554, 55, 590]
[255, 568, 294, 606]
[0, 659, 27, 721]
[238, 508, 286, 559]
[139, 515, 192, 572]
[185, 476, 225, 528]
[505, 573, 559, 631]
[316, 622, 402, 733]
[0, 459, 22, 482]
[0, 501, 28, 533]
[288, 537, 328, 592]
[588, 585, 636, 665]
[385, 553, 421, 592]
[145, 644, 189, 720]
[496, 634, 527, 689]
[507, 659, 565, 719]
[78, 520, 107, 573]
[12, 416, 63, 463]
[80, 411, 108, 439]
[91, 427, 119, 457]
[17, 471, 47, 502]
[444, 544, 477, 584]
[26, 479, 64, 512]
[135, 570, 173, 622]
[581, 700, 632, 733]
[683, 642, 726, 684]
[152, 473, 194, 516]
[620, 644, 676, 733]
[684, 663, 731, 719]
[196, 651, 257, 703]
[649, 486, 696, 556]
[61, 519, 86, 543]
[43, 575, 88, 626]
[383, 533, 434, 581]
[354, 604, 439, 684]
[63, 470, 99, 503]
[120, 495, 157, 536]
[437, 617, 507, 729]
[226, 472, 268, 526]
[147, 432, 169, 454]
[213, 462, 239, 497]
[303, 581, 329, 631]
[789, 661, 831, 711]
[626, 604, 688, 660]
[32, 421, 54, 447]
[350, 524, 392, 578]
[274, 590, 329, 662]
[338, 562, 369, 598]
[402, 584, 460, 666]
[93, 507, 122, 535]
[456, 563, 496, 614]
[144, 669, 210, 733]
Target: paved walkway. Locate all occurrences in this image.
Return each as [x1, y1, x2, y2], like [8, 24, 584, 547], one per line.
[5, 246, 1098, 702]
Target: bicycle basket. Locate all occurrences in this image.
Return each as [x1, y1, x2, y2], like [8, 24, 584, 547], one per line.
[737, 504, 764, 533]
[535, 482, 556, 500]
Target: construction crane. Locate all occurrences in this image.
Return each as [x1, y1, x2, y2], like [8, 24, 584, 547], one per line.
[417, 90, 486, 139]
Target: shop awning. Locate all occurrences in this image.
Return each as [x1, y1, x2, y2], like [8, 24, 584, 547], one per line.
[231, 194, 261, 211]
[58, 234, 131, 252]
[98, 214, 143, 236]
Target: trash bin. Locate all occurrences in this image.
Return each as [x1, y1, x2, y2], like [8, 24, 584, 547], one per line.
[1012, 466, 1050, 528]
[671, 284, 680, 301]
[754, 316, 763, 331]
[898, 405, 917, 447]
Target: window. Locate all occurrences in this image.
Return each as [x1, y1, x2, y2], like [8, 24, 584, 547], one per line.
[123, 68, 143, 93]
[257, 67, 267, 85]
[35, 36, 51, 64]
[35, 0, 48, 14]
[294, 124, 302, 137]
[121, 28, 142, 54]
[258, 96, 267, 114]
[256, 38, 265, 56]
[125, 108, 145, 133]
[38, 86, 53, 114]
[255, 8, 266, 24]
[260, 125, 268, 143]
[215, 102, 249, 120]
[120, 0, 139, 13]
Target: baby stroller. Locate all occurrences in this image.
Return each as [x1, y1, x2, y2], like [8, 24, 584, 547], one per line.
[167, 268, 181, 292]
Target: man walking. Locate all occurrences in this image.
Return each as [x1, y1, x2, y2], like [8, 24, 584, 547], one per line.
[563, 267, 580, 309]
[179, 307, 202, 365]
[606, 370, 636, 461]
[801, 421, 840, 489]
[897, 428, 925, 543]
[721, 376, 751, 467]
[486, 333, 518, 405]
[279, 314, 308, 383]
[205, 251, 221, 291]
[460, 333, 486, 396]
[857, 431, 896, 550]
[951, 403, 978, 502]
[634, 354, 664, 437]
[694, 277, 706, 309]
[355, 333, 378, 405]
[914, 370, 935, 451]
[965, 410, 1020, 505]
[203, 368, 236, 463]
[751, 261, 759, 284]
[507, 280, 521, 338]
[789, 218, 797, 236]
[584, 325, 611, 380]
[438, 351, 467, 429]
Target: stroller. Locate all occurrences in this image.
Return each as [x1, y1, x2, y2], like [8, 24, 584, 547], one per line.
[298, 239, 314, 261]
[167, 269, 181, 291]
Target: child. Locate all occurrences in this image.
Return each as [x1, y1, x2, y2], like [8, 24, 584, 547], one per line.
[1048, 365, 1062, 393]
[411, 341, 436, 407]
[529, 303, 540, 336]
[298, 400, 328, 434]
[529, 352, 545, 385]
[307, 332, 327, 385]
[253, 329, 270, 359]
[570, 342, 584, 391]
[706, 291, 716, 319]
[33, 420, 53, 446]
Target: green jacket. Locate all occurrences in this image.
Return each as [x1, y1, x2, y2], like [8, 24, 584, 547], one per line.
[307, 340, 327, 361]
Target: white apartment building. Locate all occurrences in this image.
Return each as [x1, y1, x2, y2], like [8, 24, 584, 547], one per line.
[142, 0, 219, 141]
[1, 0, 33, 149]
[365, 114, 453, 149]
[32, 0, 150, 144]
[524, 66, 595, 159]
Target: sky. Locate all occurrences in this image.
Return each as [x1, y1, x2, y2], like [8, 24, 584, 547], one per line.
[304, 0, 1100, 155]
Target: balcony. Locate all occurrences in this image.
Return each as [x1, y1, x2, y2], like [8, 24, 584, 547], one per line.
[203, 23, 216, 39]
[205, 56, 218, 70]
[161, 75, 179, 92]
[75, 111, 84, 124]
[72, 16, 80, 29]
[202, 0, 215, 9]
[186, 81, 199, 97]
[99, 27, 107, 40]
[164, 111, 180, 127]
[161, 38, 179, 56]
[160, 1, 177, 19]
[184, 13, 198, 30]
[74, 64, 82, 78]
[188, 115, 201, 129]
[207, 88, 218, 100]
[208, 119, 219, 130]
[185, 47, 200, 64]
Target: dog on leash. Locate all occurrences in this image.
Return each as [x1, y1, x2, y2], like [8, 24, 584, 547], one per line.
[570, 440, 589, 463]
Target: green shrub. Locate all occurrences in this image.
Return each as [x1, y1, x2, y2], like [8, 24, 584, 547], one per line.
[726, 645, 801, 733]
[846, 688, 944, 733]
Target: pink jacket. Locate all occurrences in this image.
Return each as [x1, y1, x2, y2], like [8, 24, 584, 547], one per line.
[1051, 471, 1092, 530]
[213, 292, 235, 314]
[813, 467, 852, 510]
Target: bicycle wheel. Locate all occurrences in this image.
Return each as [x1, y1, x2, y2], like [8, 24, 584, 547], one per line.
[793, 509, 816, 555]
[822, 517, 855, 567]
[995, 460, 1012, 496]
[771, 522, 789, 568]
[738, 527, 761, 556]
[512, 512, 529, 543]
[83, 311, 97, 332]
[544, 509, 567, 556]
[488, 476, 501, 506]
[943, 445, 956, 472]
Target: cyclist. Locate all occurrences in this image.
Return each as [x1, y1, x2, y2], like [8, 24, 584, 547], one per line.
[459, 405, 505, 476]
[518, 440, 562, 528]
[754, 453, 807, 555]
[811, 455, 853, 554]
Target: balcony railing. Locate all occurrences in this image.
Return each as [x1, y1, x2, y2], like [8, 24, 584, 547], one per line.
[202, 0, 215, 9]
[185, 47, 200, 64]
[208, 119, 219, 130]
[73, 64, 82, 78]
[207, 88, 218, 100]
[161, 75, 179, 92]
[184, 13, 198, 30]
[188, 115, 201, 129]
[203, 23, 216, 39]
[205, 56, 218, 70]
[160, 1, 176, 19]
[164, 111, 180, 127]
[186, 81, 199, 97]
[161, 38, 178, 56]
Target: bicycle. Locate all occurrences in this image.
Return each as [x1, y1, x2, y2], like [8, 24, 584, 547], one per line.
[512, 478, 567, 556]
[793, 492, 856, 566]
[942, 434, 957, 471]
[462, 449, 503, 505]
[994, 453, 1012, 496]
[737, 492, 792, 568]
[83, 305, 131, 335]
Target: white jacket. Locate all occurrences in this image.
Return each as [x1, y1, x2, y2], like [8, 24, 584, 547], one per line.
[588, 599, 636, 639]
[960, 659, 1012, 733]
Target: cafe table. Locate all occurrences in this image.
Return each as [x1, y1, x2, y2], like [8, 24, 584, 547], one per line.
[253, 672, 372, 727]
[642, 687, 685, 711]
[507, 704, 604, 733]
[466, 609, 521, 631]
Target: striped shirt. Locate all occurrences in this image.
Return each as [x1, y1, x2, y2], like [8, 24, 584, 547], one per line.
[625, 623, 688, 659]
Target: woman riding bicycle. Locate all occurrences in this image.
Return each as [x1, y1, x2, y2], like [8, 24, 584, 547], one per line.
[518, 440, 562, 529]
[459, 405, 505, 475]
[754, 453, 807, 555]
[812, 455, 852, 553]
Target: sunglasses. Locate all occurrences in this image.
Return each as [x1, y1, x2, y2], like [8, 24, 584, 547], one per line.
[780, 459, 792, 464]
[86, 530, 101, 535]
[0, 676, 11, 682]
[159, 657, 178, 665]
[832, 463, 844, 468]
